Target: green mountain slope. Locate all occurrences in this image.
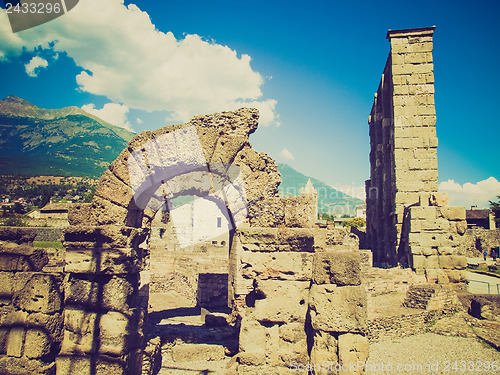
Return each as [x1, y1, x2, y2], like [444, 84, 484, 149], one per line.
[278, 164, 364, 216]
[0, 96, 135, 178]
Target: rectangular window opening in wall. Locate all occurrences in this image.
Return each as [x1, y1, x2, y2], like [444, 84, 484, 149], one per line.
[217, 217, 222, 228]
[212, 240, 218, 245]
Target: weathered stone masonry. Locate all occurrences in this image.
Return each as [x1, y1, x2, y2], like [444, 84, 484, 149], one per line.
[366, 27, 468, 286]
[0, 108, 370, 374]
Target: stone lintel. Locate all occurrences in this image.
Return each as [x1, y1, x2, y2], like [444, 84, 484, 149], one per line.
[387, 26, 436, 40]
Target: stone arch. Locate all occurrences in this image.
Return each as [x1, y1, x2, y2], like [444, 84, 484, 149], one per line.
[61, 108, 284, 374]
[69, 108, 281, 231]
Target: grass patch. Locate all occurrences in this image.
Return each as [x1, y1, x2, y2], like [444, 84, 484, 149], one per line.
[33, 241, 64, 249]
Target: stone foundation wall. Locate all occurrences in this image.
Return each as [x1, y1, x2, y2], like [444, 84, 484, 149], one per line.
[403, 204, 468, 286]
[363, 266, 426, 296]
[403, 284, 459, 310]
[0, 226, 146, 375]
[366, 308, 457, 343]
[0, 229, 63, 375]
[234, 227, 368, 374]
[33, 227, 65, 242]
[462, 228, 500, 258]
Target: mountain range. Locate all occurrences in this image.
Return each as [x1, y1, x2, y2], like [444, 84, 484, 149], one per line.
[277, 164, 363, 215]
[0, 96, 364, 213]
[0, 96, 134, 177]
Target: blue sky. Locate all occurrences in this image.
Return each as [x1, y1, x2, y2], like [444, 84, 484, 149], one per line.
[0, 0, 499, 207]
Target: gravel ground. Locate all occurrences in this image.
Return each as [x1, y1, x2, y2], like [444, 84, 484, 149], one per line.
[365, 333, 500, 374]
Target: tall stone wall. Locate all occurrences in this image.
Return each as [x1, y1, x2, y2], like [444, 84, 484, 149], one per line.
[367, 27, 438, 266]
[366, 27, 468, 287]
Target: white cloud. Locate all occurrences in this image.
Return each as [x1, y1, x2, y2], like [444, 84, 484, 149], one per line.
[136, 117, 143, 124]
[25, 56, 48, 77]
[82, 102, 133, 131]
[439, 177, 500, 208]
[280, 148, 295, 160]
[0, 0, 278, 126]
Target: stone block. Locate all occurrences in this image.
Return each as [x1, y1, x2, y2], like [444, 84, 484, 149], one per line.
[412, 255, 439, 269]
[278, 339, 309, 368]
[5, 311, 27, 358]
[63, 225, 147, 249]
[408, 232, 438, 247]
[436, 247, 454, 256]
[64, 276, 100, 308]
[210, 135, 249, 166]
[239, 351, 266, 366]
[404, 52, 433, 64]
[56, 356, 92, 375]
[308, 284, 366, 333]
[425, 269, 449, 284]
[312, 251, 361, 286]
[410, 246, 437, 256]
[60, 309, 97, 354]
[13, 273, 63, 314]
[284, 195, 316, 228]
[0, 357, 55, 375]
[240, 251, 313, 281]
[430, 193, 449, 207]
[338, 333, 369, 375]
[0, 245, 48, 272]
[253, 280, 310, 323]
[0, 271, 13, 304]
[69, 196, 142, 227]
[64, 248, 140, 274]
[438, 255, 467, 270]
[24, 328, 52, 359]
[439, 207, 466, 221]
[413, 148, 437, 160]
[310, 330, 338, 369]
[455, 220, 468, 235]
[0, 227, 37, 244]
[239, 317, 266, 354]
[395, 180, 426, 192]
[279, 322, 307, 344]
[444, 270, 467, 283]
[27, 312, 64, 344]
[237, 228, 315, 252]
[94, 170, 134, 209]
[99, 311, 130, 356]
[247, 197, 285, 227]
[409, 42, 433, 52]
[102, 275, 138, 313]
[420, 218, 450, 232]
[395, 192, 420, 207]
[408, 158, 438, 171]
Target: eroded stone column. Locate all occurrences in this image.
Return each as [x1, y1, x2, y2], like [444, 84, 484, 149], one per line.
[56, 225, 146, 375]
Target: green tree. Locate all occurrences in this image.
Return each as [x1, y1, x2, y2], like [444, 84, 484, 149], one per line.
[341, 217, 366, 228]
[490, 195, 500, 226]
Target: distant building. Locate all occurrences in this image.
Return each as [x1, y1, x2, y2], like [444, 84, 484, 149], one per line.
[356, 204, 367, 219]
[466, 207, 496, 230]
[39, 202, 69, 220]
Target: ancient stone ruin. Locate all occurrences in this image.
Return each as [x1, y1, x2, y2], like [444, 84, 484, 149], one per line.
[366, 27, 468, 286]
[0, 26, 496, 375]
